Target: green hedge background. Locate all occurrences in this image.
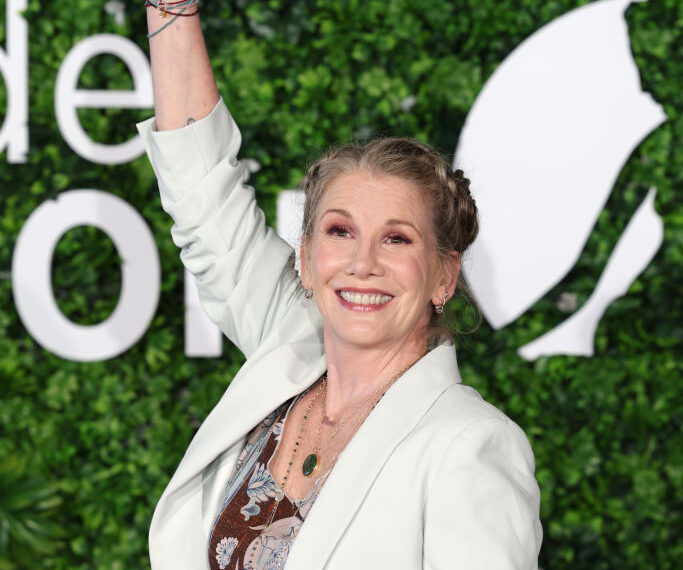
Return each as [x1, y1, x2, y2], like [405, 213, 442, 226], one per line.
[0, 0, 680, 568]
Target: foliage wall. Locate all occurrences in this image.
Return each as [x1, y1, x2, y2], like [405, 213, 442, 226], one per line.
[0, 0, 680, 568]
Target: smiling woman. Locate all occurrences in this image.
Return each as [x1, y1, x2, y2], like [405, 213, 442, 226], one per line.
[299, 137, 480, 340]
[301, 170, 457, 363]
[138, 3, 542, 569]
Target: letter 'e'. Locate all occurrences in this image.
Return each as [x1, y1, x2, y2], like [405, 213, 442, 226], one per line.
[55, 35, 153, 164]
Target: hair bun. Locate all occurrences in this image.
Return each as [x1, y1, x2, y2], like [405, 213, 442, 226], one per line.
[453, 169, 471, 194]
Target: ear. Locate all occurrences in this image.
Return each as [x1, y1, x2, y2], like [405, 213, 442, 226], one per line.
[432, 251, 461, 306]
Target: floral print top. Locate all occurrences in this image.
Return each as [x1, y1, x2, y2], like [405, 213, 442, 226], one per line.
[208, 394, 329, 570]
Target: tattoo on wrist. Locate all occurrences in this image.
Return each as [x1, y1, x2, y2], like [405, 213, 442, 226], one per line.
[187, 117, 195, 125]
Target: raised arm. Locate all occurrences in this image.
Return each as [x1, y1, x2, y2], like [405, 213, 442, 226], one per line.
[146, 3, 219, 130]
[140, 4, 316, 357]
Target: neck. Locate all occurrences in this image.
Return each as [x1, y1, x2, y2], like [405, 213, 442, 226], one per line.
[321, 332, 427, 420]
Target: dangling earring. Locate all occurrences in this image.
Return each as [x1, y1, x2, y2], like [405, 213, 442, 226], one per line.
[435, 292, 448, 314]
[304, 289, 313, 300]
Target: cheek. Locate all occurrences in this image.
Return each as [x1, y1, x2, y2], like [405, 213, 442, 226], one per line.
[390, 255, 434, 292]
[308, 241, 340, 283]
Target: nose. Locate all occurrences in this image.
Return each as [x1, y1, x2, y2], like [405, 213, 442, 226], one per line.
[346, 238, 381, 278]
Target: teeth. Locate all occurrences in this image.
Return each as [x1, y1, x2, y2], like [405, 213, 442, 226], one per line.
[339, 291, 392, 305]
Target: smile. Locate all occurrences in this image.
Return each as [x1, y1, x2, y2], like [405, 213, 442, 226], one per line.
[337, 290, 393, 310]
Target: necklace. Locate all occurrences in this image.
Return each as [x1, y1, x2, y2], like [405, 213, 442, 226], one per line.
[264, 379, 325, 530]
[302, 359, 420, 477]
[265, 357, 422, 527]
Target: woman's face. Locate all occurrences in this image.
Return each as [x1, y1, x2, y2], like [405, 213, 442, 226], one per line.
[301, 171, 458, 353]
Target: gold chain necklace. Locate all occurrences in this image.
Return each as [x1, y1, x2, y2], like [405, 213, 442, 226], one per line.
[265, 357, 422, 529]
[264, 378, 325, 529]
[301, 359, 421, 477]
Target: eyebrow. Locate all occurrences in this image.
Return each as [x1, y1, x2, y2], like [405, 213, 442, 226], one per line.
[386, 219, 421, 234]
[320, 210, 423, 237]
[320, 208, 351, 218]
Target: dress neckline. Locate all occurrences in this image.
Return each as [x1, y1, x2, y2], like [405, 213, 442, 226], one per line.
[265, 382, 333, 505]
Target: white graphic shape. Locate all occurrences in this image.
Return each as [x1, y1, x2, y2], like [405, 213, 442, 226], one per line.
[55, 34, 153, 164]
[519, 188, 663, 358]
[12, 190, 160, 361]
[456, 0, 666, 330]
[0, 0, 28, 163]
[277, 189, 304, 270]
[185, 268, 223, 357]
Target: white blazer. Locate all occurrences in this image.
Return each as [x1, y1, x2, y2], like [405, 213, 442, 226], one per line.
[137, 100, 543, 570]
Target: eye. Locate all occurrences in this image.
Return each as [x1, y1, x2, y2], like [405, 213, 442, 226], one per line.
[386, 233, 412, 245]
[327, 224, 351, 238]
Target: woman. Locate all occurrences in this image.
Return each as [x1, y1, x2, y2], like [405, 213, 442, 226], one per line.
[139, 3, 542, 569]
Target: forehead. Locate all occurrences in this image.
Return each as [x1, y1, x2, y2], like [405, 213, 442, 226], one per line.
[318, 171, 432, 225]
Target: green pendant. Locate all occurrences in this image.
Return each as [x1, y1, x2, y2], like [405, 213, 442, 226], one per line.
[302, 453, 318, 476]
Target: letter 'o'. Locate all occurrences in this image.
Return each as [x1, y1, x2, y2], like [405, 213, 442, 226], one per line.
[12, 190, 160, 361]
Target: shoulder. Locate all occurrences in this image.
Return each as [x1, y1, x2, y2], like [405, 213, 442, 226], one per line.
[419, 384, 543, 566]
[431, 382, 510, 423]
[404, 344, 526, 442]
[418, 382, 537, 477]
[423, 382, 528, 438]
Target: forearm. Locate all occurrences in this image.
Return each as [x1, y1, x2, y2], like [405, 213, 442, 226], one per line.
[146, 3, 220, 131]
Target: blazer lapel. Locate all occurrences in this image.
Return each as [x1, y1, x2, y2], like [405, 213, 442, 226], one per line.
[285, 344, 462, 570]
[162, 340, 327, 500]
[150, 330, 327, 569]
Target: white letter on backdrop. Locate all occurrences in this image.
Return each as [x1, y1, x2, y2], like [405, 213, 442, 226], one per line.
[55, 34, 153, 164]
[12, 190, 160, 362]
[0, 0, 28, 163]
[185, 269, 223, 357]
[276, 189, 304, 270]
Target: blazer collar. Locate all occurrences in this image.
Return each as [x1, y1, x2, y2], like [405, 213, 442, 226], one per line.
[285, 343, 461, 569]
[162, 340, 327, 500]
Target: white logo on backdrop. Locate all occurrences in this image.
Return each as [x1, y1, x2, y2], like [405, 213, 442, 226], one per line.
[454, 0, 665, 358]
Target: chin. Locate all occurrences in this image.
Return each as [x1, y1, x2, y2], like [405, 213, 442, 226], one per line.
[325, 322, 386, 348]
[328, 321, 418, 352]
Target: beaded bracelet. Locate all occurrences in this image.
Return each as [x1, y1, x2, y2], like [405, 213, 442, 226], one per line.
[146, 0, 200, 38]
[146, 0, 200, 16]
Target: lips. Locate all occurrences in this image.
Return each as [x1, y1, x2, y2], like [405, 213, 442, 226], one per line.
[337, 290, 393, 307]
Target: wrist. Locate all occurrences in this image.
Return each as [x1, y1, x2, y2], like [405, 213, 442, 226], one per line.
[146, 1, 200, 39]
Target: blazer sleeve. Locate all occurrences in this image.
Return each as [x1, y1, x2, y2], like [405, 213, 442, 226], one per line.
[137, 100, 304, 357]
[423, 417, 543, 570]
